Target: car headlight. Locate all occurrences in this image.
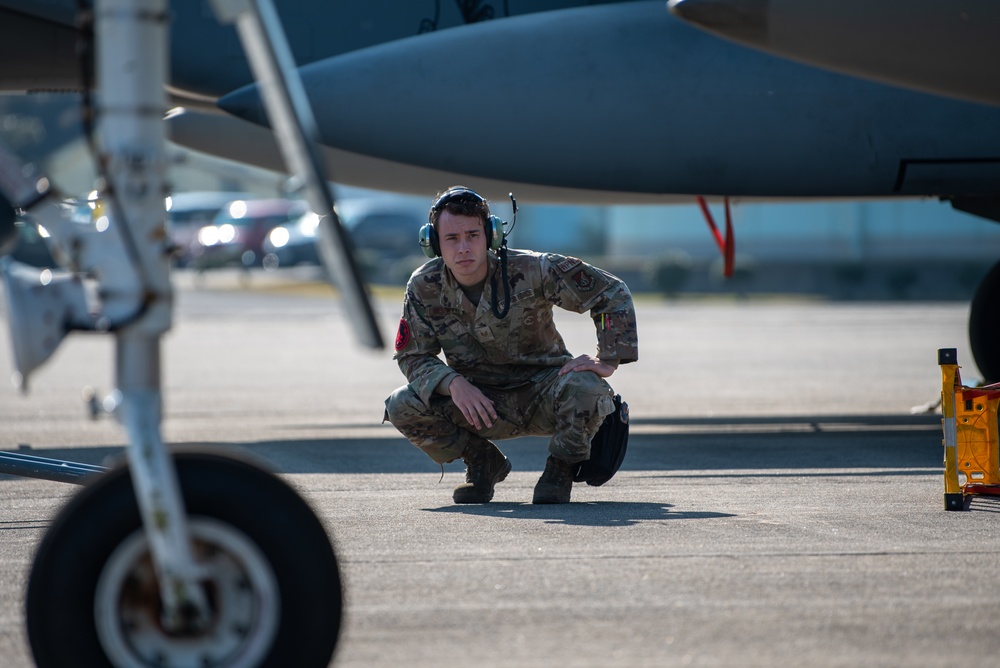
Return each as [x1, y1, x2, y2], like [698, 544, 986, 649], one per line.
[197, 225, 220, 246]
[300, 212, 320, 237]
[268, 226, 290, 249]
[218, 223, 236, 244]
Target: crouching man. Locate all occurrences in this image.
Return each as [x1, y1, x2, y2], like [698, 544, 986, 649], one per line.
[385, 187, 638, 504]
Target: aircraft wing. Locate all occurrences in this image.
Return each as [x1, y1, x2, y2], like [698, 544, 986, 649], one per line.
[668, 0, 1000, 108]
[214, 1, 1000, 200]
[3, 0, 998, 203]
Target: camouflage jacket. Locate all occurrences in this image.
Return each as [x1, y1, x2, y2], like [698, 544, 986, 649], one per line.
[393, 249, 638, 406]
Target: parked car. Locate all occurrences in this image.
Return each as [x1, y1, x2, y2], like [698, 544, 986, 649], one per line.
[261, 204, 427, 282]
[262, 210, 321, 270]
[165, 191, 251, 266]
[347, 207, 432, 283]
[190, 198, 308, 270]
[348, 208, 426, 262]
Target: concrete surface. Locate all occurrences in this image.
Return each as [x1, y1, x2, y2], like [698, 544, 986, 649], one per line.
[0, 268, 996, 667]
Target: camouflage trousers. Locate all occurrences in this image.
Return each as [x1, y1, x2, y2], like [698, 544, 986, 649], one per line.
[384, 367, 616, 465]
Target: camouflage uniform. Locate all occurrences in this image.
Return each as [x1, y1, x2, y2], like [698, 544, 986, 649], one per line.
[385, 249, 638, 465]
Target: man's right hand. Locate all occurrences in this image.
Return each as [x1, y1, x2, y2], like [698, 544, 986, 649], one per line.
[442, 375, 497, 430]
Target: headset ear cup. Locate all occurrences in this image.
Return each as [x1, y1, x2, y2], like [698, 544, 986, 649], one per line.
[418, 223, 439, 258]
[487, 215, 504, 252]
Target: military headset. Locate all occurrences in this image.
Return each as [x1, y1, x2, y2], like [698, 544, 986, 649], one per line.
[418, 186, 505, 259]
[418, 186, 518, 319]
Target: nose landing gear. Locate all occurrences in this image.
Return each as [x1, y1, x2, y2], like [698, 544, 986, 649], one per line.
[26, 450, 342, 667]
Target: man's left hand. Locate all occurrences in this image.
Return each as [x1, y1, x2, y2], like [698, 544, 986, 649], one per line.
[558, 354, 618, 378]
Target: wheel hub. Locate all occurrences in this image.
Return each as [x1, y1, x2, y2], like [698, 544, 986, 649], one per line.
[94, 517, 280, 667]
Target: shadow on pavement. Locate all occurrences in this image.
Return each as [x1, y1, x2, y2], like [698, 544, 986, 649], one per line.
[423, 501, 733, 526]
[1, 413, 944, 480]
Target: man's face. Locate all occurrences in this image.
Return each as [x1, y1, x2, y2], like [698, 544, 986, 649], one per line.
[437, 210, 489, 286]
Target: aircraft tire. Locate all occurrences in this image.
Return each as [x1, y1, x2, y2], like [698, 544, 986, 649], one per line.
[970, 259, 1000, 383]
[25, 449, 342, 668]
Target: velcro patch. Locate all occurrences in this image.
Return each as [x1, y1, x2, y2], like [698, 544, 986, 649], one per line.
[395, 318, 411, 351]
[475, 323, 495, 341]
[556, 256, 582, 273]
[510, 288, 535, 305]
[572, 269, 597, 292]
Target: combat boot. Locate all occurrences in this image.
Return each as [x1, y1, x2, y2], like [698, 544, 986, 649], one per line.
[453, 441, 511, 504]
[532, 455, 574, 504]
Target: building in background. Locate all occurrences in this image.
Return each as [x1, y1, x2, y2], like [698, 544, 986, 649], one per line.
[605, 199, 1000, 299]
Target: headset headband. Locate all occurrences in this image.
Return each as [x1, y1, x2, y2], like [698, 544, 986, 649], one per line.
[419, 186, 503, 258]
[430, 187, 488, 221]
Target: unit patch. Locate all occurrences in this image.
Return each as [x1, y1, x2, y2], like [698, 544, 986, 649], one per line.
[572, 269, 597, 292]
[395, 318, 411, 351]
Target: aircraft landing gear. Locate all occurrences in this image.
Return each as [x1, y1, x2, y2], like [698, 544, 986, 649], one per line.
[969, 259, 1000, 382]
[0, 1, 373, 664]
[25, 450, 342, 668]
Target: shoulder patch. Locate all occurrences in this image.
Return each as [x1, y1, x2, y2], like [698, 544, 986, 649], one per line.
[571, 268, 597, 292]
[556, 256, 582, 273]
[395, 318, 411, 351]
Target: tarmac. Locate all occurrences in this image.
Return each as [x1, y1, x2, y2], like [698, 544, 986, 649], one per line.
[1, 267, 998, 667]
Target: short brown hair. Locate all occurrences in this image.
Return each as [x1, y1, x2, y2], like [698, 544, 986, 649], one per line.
[428, 186, 490, 229]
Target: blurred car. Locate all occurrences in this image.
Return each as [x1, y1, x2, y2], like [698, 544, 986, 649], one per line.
[347, 207, 435, 283]
[260, 204, 427, 282]
[190, 198, 308, 270]
[165, 191, 250, 266]
[262, 210, 321, 270]
[348, 208, 426, 262]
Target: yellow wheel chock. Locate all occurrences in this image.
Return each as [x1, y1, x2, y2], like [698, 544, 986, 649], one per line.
[939, 348, 1000, 510]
